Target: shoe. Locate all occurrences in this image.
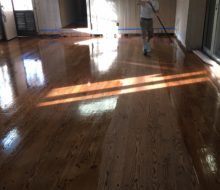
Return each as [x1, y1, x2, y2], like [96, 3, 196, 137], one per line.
[143, 43, 148, 55]
[146, 42, 151, 53]
[144, 48, 147, 56]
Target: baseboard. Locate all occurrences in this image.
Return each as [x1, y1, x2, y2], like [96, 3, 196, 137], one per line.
[193, 50, 220, 66]
[175, 37, 188, 53]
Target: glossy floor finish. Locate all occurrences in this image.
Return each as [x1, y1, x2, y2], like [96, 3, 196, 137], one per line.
[0, 36, 220, 190]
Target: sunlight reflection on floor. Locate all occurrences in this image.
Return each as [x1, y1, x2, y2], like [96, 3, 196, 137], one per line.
[38, 71, 209, 107]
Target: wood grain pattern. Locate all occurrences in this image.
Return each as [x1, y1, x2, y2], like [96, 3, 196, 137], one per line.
[0, 36, 219, 190]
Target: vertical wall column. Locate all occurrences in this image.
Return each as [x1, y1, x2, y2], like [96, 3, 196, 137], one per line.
[0, 0, 17, 40]
[175, 0, 207, 50]
[33, 0, 62, 33]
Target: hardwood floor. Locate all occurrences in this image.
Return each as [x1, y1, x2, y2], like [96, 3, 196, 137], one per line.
[0, 36, 220, 189]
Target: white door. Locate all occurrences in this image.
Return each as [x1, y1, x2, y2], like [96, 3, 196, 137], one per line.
[34, 0, 62, 33]
[0, 0, 17, 40]
[90, 0, 118, 35]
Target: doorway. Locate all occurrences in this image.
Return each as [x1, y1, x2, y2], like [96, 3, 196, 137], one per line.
[203, 0, 220, 62]
[12, 0, 37, 36]
[59, 0, 88, 28]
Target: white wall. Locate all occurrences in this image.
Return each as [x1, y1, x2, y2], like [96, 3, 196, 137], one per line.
[90, 0, 177, 34]
[155, 0, 176, 33]
[32, 0, 176, 34]
[175, 0, 189, 47]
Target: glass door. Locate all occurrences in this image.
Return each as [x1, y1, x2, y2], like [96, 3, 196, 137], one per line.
[203, 0, 217, 52]
[0, 5, 5, 40]
[203, 0, 220, 62]
[213, 2, 220, 60]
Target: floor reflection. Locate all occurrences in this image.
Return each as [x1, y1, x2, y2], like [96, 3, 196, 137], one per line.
[201, 148, 218, 174]
[1, 128, 20, 154]
[38, 70, 208, 107]
[206, 153, 217, 173]
[210, 63, 220, 83]
[79, 96, 118, 116]
[1, 36, 220, 189]
[75, 39, 118, 75]
[23, 58, 45, 88]
[0, 64, 14, 110]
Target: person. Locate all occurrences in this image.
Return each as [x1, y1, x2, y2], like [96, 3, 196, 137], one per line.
[137, 0, 159, 55]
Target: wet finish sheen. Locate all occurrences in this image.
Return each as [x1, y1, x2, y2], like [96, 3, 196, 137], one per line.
[0, 36, 220, 190]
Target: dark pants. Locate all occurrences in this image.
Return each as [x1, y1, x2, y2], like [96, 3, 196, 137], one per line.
[140, 18, 153, 41]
